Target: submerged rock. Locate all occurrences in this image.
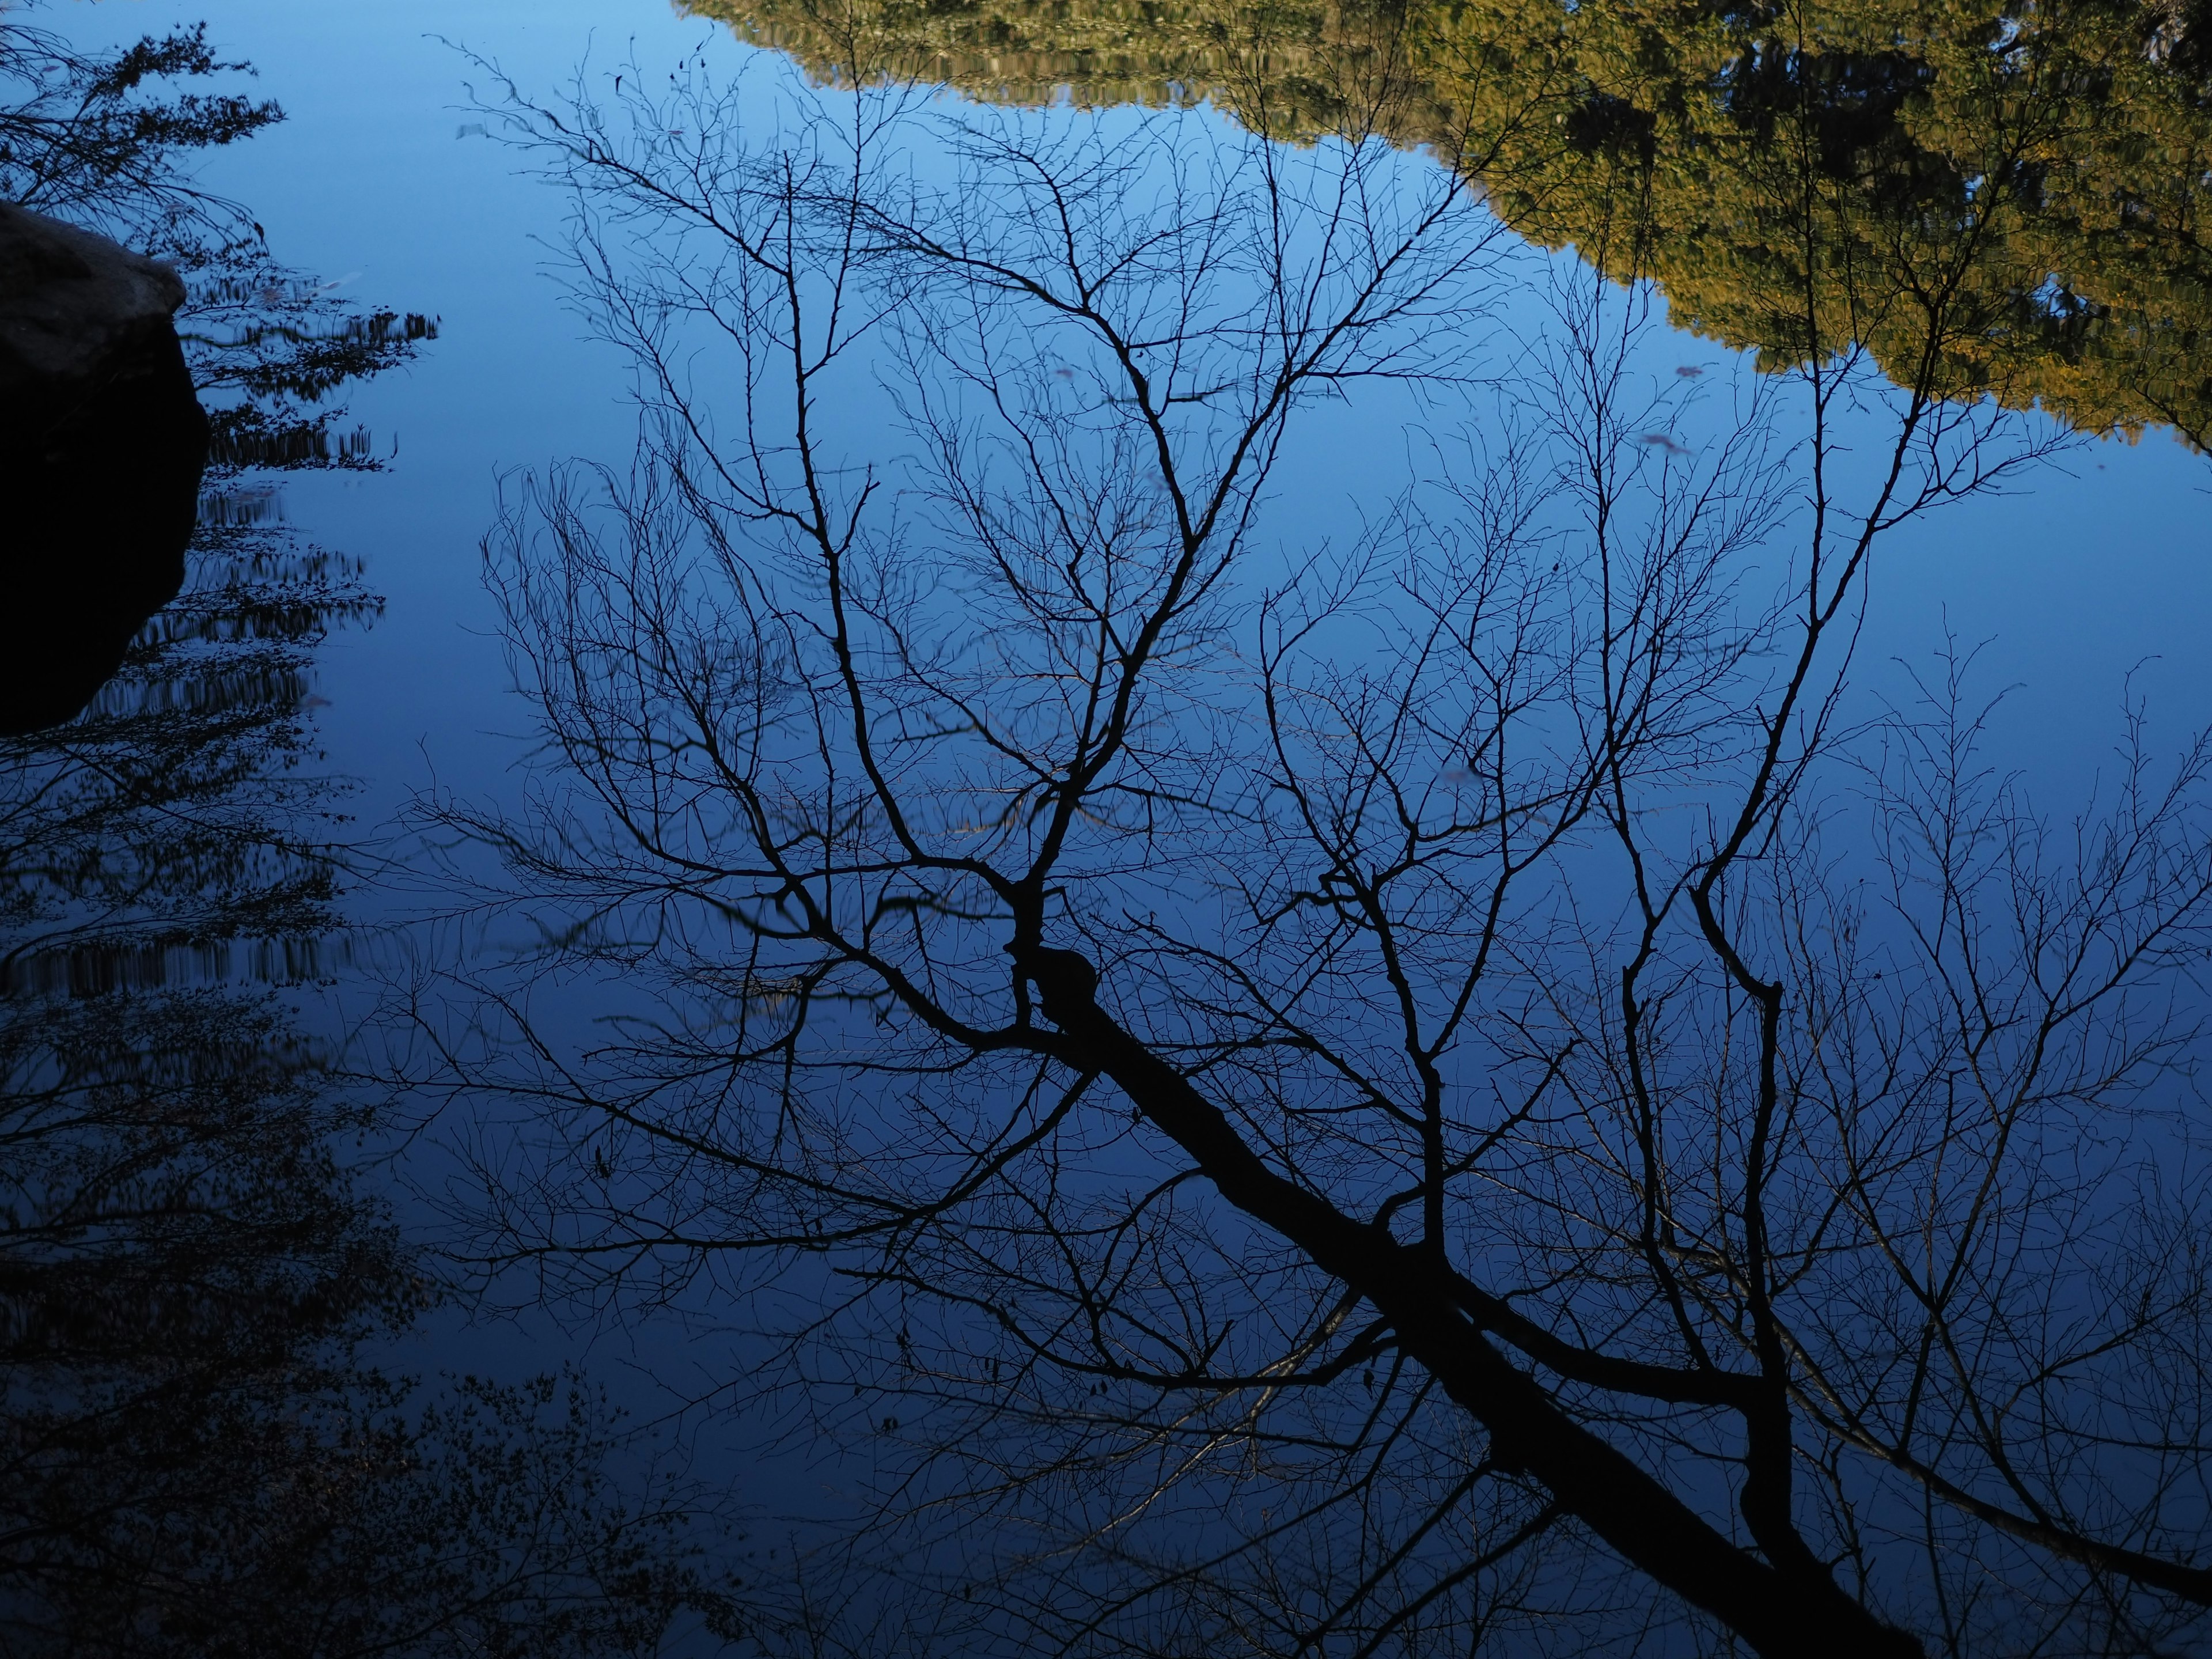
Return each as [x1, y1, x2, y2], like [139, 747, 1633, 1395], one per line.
[0, 202, 208, 737]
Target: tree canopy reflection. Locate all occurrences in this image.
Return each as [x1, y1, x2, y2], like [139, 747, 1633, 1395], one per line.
[687, 0, 2212, 446]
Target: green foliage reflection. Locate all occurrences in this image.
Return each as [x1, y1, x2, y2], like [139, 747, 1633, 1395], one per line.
[688, 0, 2212, 443]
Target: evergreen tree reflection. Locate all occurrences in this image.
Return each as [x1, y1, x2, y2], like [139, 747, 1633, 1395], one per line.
[0, 13, 740, 1654]
[687, 0, 2212, 446]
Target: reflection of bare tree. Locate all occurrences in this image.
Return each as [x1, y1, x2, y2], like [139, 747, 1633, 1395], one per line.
[427, 60, 2212, 1658]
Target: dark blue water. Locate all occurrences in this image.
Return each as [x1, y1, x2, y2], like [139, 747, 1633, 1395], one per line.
[16, 2, 2212, 1654]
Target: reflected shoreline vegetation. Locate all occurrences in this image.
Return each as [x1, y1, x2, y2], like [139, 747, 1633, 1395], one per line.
[1, 12, 738, 1655]
[688, 0, 2212, 446]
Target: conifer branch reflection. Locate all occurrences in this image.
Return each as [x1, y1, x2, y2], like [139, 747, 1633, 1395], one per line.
[2, 12, 744, 1653]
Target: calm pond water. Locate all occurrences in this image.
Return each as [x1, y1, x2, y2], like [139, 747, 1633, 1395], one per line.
[36, 0, 2212, 819]
[10, 0, 2212, 1653]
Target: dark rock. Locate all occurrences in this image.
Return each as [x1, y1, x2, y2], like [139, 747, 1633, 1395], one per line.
[0, 202, 209, 737]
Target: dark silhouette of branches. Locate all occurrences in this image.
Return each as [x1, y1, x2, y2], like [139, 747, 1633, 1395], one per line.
[414, 45, 2212, 1659]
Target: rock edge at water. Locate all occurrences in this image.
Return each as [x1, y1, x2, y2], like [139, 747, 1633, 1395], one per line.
[0, 202, 208, 738]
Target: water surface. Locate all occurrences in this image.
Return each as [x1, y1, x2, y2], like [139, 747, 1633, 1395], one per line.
[13, 0, 2212, 1652]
